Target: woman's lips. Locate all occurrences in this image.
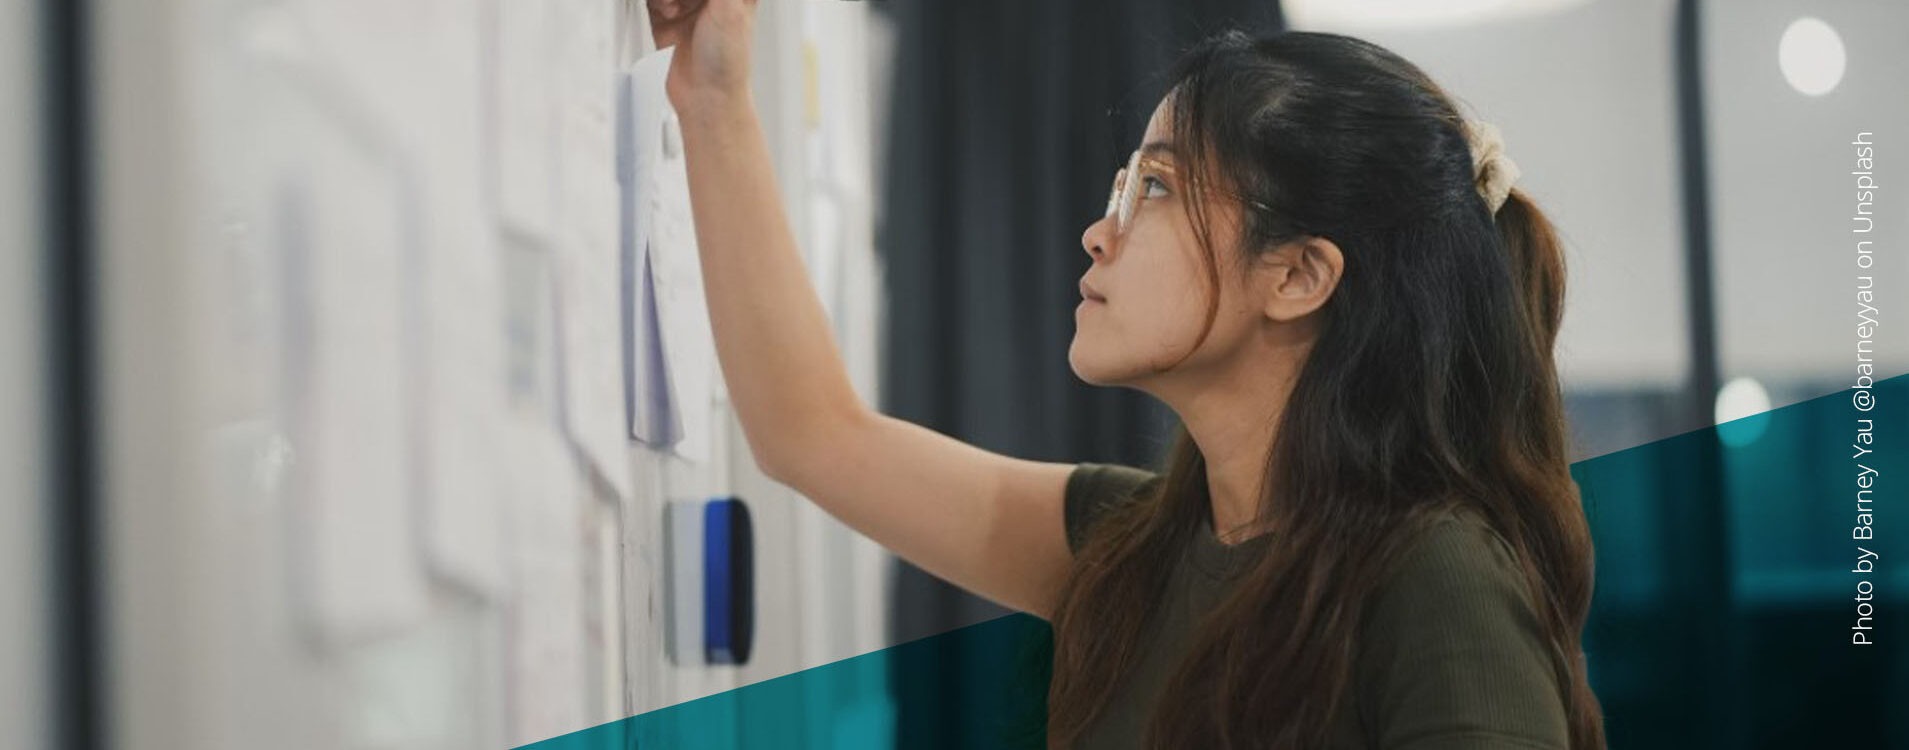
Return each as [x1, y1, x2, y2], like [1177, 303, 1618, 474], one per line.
[1078, 278, 1107, 302]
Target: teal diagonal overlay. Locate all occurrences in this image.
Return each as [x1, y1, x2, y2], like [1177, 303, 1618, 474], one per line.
[1574, 372, 1907, 749]
[520, 372, 1909, 750]
[514, 613, 1052, 750]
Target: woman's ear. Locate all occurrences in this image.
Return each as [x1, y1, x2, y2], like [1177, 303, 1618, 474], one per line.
[1256, 236, 1343, 323]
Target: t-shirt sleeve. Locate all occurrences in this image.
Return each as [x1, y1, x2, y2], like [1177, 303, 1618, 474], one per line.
[1355, 510, 1573, 750]
[1062, 462, 1161, 556]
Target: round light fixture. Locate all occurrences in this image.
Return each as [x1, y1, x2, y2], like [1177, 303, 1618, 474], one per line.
[1778, 17, 1846, 96]
[1714, 376, 1774, 448]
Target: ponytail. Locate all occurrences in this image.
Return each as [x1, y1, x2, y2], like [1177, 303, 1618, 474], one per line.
[1493, 187, 1568, 353]
[1489, 185, 1608, 750]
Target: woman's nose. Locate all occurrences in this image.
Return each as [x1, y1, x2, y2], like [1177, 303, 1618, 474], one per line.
[1081, 213, 1115, 261]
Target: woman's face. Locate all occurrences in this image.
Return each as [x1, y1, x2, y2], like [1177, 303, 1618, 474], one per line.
[1070, 96, 1278, 392]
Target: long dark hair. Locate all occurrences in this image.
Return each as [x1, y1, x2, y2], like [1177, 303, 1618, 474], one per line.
[1045, 29, 1604, 749]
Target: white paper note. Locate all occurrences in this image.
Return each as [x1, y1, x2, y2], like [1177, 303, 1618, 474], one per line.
[646, 111, 720, 464]
[552, 0, 635, 500]
[494, 0, 555, 239]
[620, 49, 682, 448]
[621, 43, 722, 465]
[281, 103, 431, 645]
[404, 0, 511, 601]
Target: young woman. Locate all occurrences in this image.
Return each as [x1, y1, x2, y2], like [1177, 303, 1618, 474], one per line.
[650, 1, 1605, 747]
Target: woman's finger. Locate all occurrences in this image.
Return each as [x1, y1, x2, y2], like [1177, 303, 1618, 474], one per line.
[648, 0, 702, 21]
[647, 0, 703, 49]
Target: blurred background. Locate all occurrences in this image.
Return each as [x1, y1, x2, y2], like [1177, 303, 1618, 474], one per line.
[3, 0, 1906, 748]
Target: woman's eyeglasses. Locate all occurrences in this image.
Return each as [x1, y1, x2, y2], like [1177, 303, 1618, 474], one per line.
[1103, 149, 1172, 236]
[1103, 148, 1272, 236]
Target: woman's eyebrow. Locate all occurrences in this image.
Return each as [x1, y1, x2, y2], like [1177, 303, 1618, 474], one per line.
[1139, 141, 1179, 162]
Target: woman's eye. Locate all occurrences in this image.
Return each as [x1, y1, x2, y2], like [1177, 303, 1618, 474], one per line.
[1142, 175, 1169, 198]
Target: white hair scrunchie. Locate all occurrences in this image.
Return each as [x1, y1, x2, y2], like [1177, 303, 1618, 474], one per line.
[1464, 119, 1521, 214]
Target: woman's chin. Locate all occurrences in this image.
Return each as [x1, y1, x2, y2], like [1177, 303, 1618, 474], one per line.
[1066, 346, 1095, 384]
[1067, 347, 1116, 386]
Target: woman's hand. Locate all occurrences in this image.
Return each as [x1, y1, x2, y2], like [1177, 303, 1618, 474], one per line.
[647, 0, 757, 115]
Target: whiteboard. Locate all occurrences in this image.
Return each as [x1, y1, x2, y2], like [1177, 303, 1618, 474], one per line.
[88, 0, 899, 748]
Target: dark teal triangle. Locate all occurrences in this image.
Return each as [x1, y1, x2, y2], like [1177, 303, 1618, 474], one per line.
[1575, 371, 1907, 748]
[514, 613, 1051, 750]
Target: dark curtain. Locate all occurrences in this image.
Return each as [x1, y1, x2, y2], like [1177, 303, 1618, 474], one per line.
[870, 1, 1286, 743]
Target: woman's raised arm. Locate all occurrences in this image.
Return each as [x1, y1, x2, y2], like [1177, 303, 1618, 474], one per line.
[653, 0, 1082, 619]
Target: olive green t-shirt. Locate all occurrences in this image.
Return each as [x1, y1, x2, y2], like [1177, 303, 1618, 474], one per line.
[1062, 462, 1572, 749]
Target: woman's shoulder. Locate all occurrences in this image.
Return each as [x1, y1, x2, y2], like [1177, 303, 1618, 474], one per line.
[1353, 504, 1570, 747]
[1393, 505, 1525, 579]
[1062, 462, 1162, 554]
[1066, 461, 1161, 499]
[1364, 505, 1537, 631]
